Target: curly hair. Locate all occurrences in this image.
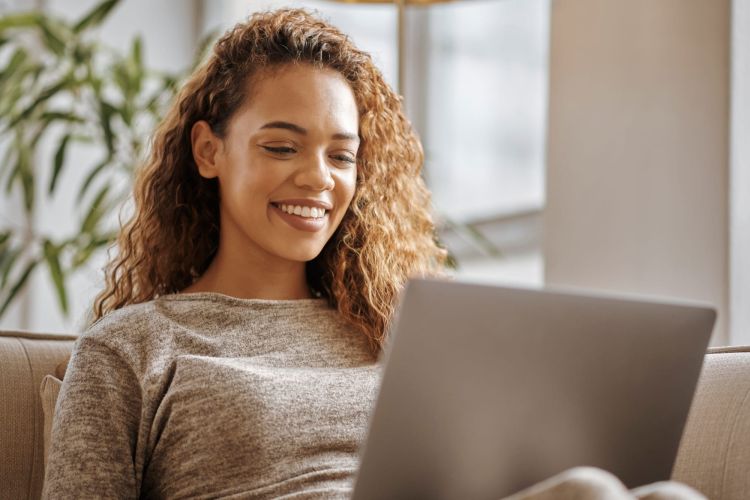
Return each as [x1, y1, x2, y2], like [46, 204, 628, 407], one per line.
[92, 8, 447, 354]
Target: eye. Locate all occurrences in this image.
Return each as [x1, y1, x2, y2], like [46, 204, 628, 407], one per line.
[261, 145, 296, 156]
[331, 153, 356, 165]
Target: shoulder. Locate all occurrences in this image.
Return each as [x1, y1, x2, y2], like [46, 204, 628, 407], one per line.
[74, 300, 170, 368]
[82, 300, 161, 344]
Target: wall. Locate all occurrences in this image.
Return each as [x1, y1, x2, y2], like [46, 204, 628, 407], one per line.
[731, 0, 750, 345]
[545, 0, 730, 344]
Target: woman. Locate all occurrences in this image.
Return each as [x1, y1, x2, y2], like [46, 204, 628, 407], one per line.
[44, 8, 443, 498]
[43, 9, 703, 499]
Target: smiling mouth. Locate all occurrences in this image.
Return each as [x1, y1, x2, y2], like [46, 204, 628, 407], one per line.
[271, 202, 328, 219]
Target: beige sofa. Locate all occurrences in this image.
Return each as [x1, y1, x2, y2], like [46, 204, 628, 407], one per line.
[1, 330, 749, 499]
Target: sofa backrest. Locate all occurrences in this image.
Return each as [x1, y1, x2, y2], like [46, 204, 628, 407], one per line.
[673, 346, 750, 499]
[0, 330, 76, 500]
[1, 330, 748, 499]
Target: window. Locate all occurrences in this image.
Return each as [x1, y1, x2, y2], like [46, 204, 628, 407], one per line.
[418, 0, 549, 221]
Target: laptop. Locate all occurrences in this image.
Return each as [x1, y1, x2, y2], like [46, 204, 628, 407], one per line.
[352, 278, 716, 500]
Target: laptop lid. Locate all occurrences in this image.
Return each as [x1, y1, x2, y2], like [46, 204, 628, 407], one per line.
[353, 278, 716, 500]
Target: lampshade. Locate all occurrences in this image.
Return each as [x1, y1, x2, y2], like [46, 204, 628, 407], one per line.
[331, 0, 454, 4]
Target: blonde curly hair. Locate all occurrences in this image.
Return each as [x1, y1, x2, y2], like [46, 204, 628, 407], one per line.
[92, 8, 447, 354]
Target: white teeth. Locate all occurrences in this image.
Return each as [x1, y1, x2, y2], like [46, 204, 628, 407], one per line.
[276, 203, 327, 219]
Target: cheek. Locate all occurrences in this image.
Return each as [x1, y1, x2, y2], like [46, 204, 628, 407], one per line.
[224, 157, 282, 201]
[337, 169, 358, 206]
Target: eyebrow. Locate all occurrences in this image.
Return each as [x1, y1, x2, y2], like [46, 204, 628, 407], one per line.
[260, 121, 359, 142]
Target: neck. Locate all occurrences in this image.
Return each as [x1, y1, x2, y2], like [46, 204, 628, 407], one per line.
[182, 243, 312, 301]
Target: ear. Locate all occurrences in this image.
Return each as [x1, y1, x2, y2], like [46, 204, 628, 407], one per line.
[191, 120, 222, 179]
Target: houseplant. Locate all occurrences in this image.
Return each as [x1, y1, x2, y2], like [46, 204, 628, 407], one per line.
[0, 0, 204, 318]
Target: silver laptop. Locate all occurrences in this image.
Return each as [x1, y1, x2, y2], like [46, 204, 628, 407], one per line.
[352, 278, 716, 500]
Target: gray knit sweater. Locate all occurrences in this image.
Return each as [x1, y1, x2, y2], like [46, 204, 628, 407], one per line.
[42, 293, 381, 499]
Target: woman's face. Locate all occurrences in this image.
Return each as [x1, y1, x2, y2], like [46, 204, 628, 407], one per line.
[192, 64, 360, 264]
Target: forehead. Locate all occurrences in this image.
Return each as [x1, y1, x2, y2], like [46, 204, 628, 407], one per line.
[232, 64, 360, 133]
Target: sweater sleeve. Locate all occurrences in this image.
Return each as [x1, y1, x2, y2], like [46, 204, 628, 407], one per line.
[42, 335, 142, 499]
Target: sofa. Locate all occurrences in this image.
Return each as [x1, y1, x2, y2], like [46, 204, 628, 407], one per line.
[1, 329, 749, 499]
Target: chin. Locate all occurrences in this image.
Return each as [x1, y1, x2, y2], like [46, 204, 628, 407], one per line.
[278, 244, 326, 263]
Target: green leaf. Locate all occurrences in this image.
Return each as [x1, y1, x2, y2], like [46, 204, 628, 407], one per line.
[0, 84, 23, 124]
[0, 12, 42, 33]
[30, 121, 48, 148]
[40, 111, 86, 124]
[0, 48, 28, 87]
[0, 130, 22, 176]
[441, 216, 503, 258]
[111, 63, 135, 124]
[127, 36, 144, 96]
[0, 62, 44, 122]
[97, 98, 116, 154]
[113, 62, 132, 96]
[38, 17, 67, 56]
[0, 247, 21, 287]
[132, 36, 142, 67]
[0, 231, 10, 262]
[7, 74, 77, 130]
[1, 162, 16, 193]
[43, 240, 68, 314]
[73, 0, 120, 34]
[97, 231, 118, 244]
[71, 241, 95, 269]
[27, 62, 45, 88]
[144, 91, 161, 114]
[4, 126, 44, 213]
[81, 184, 110, 234]
[0, 236, 9, 264]
[70, 134, 94, 144]
[86, 68, 102, 95]
[20, 153, 34, 212]
[78, 157, 110, 201]
[49, 133, 71, 194]
[163, 75, 178, 92]
[0, 141, 17, 180]
[72, 44, 91, 65]
[71, 233, 112, 269]
[144, 76, 179, 117]
[444, 251, 458, 270]
[464, 224, 502, 257]
[4, 138, 29, 195]
[0, 258, 38, 317]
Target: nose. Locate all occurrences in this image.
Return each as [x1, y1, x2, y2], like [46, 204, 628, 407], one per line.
[294, 152, 335, 191]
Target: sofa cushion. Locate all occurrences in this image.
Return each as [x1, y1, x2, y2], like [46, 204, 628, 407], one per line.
[39, 375, 62, 469]
[672, 346, 750, 500]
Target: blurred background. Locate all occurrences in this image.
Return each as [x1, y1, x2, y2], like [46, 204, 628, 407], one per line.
[0, 0, 747, 347]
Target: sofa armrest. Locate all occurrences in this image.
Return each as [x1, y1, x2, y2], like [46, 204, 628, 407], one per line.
[0, 330, 76, 500]
[673, 346, 750, 500]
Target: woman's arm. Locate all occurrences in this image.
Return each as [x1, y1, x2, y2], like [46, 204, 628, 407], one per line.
[42, 335, 142, 499]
